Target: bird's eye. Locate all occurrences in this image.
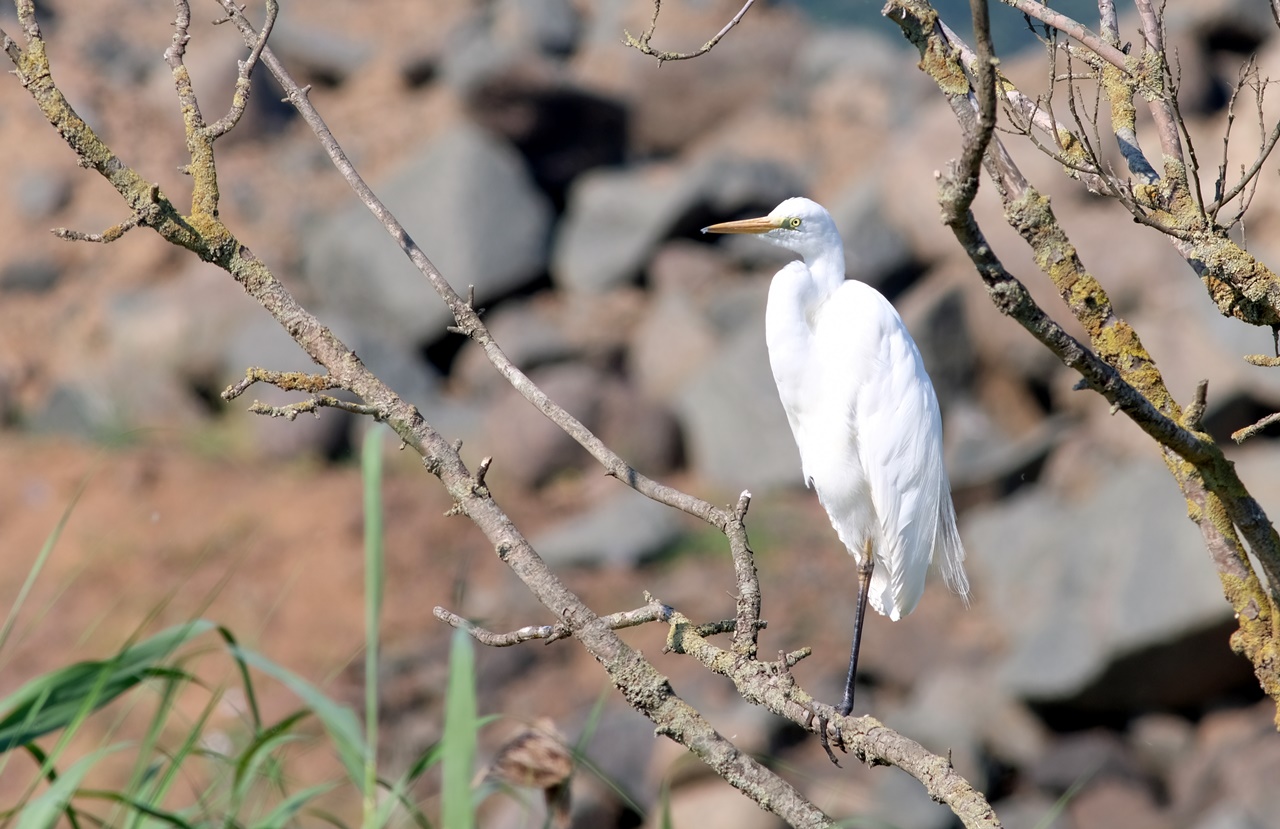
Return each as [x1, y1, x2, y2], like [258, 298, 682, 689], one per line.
[786, 217, 802, 229]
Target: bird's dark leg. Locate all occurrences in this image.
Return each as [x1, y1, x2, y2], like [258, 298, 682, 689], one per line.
[837, 545, 875, 717]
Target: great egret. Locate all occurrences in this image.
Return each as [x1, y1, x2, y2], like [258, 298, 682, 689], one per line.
[703, 197, 969, 716]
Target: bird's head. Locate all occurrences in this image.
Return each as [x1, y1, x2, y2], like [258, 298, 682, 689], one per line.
[701, 197, 843, 264]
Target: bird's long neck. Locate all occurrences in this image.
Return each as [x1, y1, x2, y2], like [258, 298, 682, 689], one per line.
[805, 247, 845, 295]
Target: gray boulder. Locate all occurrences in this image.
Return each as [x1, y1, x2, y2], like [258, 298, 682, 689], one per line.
[302, 123, 553, 347]
[964, 458, 1234, 706]
[552, 156, 801, 294]
[828, 176, 920, 296]
[531, 488, 684, 568]
[674, 323, 800, 492]
[267, 19, 372, 86]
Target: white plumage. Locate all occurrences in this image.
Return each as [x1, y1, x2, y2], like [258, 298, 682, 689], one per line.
[704, 196, 969, 714]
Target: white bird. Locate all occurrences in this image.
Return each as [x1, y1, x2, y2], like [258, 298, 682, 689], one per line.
[703, 197, 969, 716]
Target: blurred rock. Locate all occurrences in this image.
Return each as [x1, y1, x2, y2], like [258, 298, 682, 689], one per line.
[887, 667, 1048, 776]
[1129, 712, 1194, 782]
[1166, 0, 1275, 106]
[704, 277, 771, 337]
[598, 380, 682, 476]
[0, 258, 63, 294]
[531, 488, 684, 568]
[267, 19, 372, 86]
[582, 2, 807, 155]
[303, 122, 553, 347]
[629, 291, 719, 402]
[444, 0, 580, 92]
[553, 156, 801, 294]
[1067, 778, 1165, 829]
[86, 30, 155, 85]
[466, 77, 627, 209]
[482, 363, 604, 489]
[440, 0, 622, 207]
[453, 297, 578, 396]
[13, 169, 71, 219]
[646, 239, 732, 298]
[865, 767, 954, 829]
[493, 0, 581, 58]
[30, 381, 122, 440]
[790, 28, 928, 126]
[990, 794, 1068, 829]
[966, 458, 1236, 708]
[28, 266, 258, 438]
[440, 11, 521, 97]
[828, 176, 921, 298]
[946, 402, 1062, 502]
[1169, 701, 1280, 827]
[674, 323, 800, 492]
[552, 164, 692, 294]
[106, 265, 251, 380]
[1028, 730, 1144, 794]
[653, 780, 782, 829]
[1194, 805, 1271, 829]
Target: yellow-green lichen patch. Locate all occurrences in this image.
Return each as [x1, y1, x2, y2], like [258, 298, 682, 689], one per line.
[1102, 62, 1137, 132]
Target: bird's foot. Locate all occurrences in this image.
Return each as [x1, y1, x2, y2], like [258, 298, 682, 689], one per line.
[805, 701, 848, 767]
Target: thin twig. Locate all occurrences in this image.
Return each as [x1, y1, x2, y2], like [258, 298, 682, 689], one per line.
[1133, 0, 1185, 168]
[622, 0, 757, 65]
[221, 367, 343, 401]
[1233, 412, 1280, 444]
[52, 212, 144, 243]
[1211, 68, 1280, 216]
[206, 0, 277, 139]
[247, 395, 382, 421]
[435, 595, 756, 648]
[997, 0, 1128, 70]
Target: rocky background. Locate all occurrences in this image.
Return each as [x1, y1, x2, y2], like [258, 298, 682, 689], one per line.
[2, 0, 1279, 827]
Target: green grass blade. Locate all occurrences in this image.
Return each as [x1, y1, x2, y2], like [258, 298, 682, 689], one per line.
[228, 710, 312, 817]
[16, 743, 128, 829]
[132, 677, 223, 827]
[229, 645, 366, 786]
[214, 626, 264, 731]
[74, 789, 198, 829]
[362, 428, 384, 828]
[373, 737, 449, 829]
[0, 620, 215, 752]
[249, 782, 336, 829]
[116, 670, 184, 829]
[440, 628, 477, 829]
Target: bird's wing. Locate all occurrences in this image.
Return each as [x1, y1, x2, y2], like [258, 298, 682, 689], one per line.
[814, 280, 965, 619]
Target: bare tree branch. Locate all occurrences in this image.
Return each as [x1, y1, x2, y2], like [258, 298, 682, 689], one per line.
[886, 0, 1280, 720]
[205, 0, 276, 139]
[1132, 0, 1186, 171]
[622, 0, 758, 65]
[1210, 62, 1280, 217]
[1232, 412, 1280, 444]
[997, 0, 1128, 69]
[434, 598, 751, 647]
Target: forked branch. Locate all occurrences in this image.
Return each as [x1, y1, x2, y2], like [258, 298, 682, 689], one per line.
[622, 0, 758, 64]
[888, 0, 1280, 720]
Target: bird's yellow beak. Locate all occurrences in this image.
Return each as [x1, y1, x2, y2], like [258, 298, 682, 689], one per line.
[701, 215, 780, 235]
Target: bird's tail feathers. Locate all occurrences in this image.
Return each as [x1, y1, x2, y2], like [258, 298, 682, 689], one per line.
[937, 499, 970, 606]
